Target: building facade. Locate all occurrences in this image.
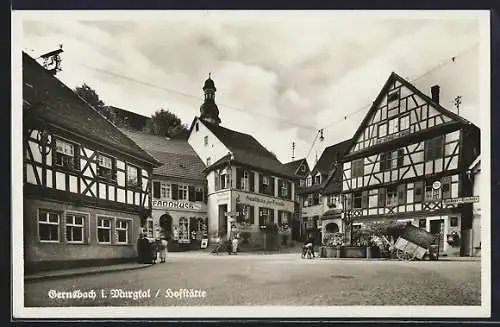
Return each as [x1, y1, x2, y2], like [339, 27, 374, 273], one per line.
[188, 76, 299, 248]
[121, 130, 208, 250]
[467, 156, 481, 257]
[340, 72, 480, 257]
[283, 158, 310, 241]
[22, 52, 160, 272]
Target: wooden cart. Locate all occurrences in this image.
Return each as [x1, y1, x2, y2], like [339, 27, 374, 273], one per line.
[394, 224, 439, 261]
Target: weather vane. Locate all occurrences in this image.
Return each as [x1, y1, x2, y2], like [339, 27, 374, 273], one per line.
[292, 142, 295, 161]
[454, 96, 462, 115]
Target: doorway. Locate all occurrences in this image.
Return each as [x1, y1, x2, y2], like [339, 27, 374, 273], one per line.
[430, 219, 444, 254]
[218, 204, 228, 238]
[159, 213, 172, 239]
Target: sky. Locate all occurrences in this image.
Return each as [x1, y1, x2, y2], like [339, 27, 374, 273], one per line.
[19, 11, 487, 168]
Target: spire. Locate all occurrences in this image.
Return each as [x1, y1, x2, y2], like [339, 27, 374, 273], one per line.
[200, 73, 221, 125]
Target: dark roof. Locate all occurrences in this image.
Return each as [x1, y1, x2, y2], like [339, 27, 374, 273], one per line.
[22, 52, 159, 166]
[311, 139, 352, 176]
[200, 119, 298, 179]
[345, 72, 474, 156]
[119, 129, 206, 181]
[283, 158, 309, 176]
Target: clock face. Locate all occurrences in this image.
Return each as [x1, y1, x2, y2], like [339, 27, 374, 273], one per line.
[432, 181, 442, 190]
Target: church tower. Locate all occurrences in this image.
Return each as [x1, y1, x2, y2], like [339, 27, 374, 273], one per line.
[199, 73, 221, 125]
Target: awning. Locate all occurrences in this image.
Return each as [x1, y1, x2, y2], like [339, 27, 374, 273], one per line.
[322, 208, 342, 219]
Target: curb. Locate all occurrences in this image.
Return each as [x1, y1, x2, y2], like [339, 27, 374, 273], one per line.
[24, 264, 153, 282]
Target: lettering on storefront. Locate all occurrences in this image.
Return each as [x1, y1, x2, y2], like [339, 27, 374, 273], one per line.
[152, 200, 202, 211]
[243, 195, 285, 207]
[444, 196, 479, 205]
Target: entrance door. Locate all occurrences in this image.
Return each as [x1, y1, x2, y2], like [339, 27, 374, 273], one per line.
[218, 204, 228, 238]
[430, 219, 444, 254]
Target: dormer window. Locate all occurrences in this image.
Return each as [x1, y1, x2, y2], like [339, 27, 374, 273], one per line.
[315, 174, 321, 184]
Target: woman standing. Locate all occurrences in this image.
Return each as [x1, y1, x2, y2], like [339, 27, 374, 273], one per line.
[159, 237, 168, 263]
[231, 236, 239, 255]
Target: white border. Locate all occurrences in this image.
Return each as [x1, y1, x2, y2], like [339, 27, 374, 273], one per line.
[12, 9, 491, 319]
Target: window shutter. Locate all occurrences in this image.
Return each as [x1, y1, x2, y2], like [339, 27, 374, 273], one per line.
[277, 179, 282, 197]
[270, 209, 275, 224]
[377, 188, 386, 207]
[397, 184, 407, 205]
[249, 206, 255, 224]
[215, 171, 220, 191]
[236, 168, 242, 189]
[188, 186, 195, 201]
[112, 158, 117, 181]
[152, 181, 160, 199]
[270, 177, 275, 196]
[259, 209, 264, 226]
[361, 190, 368, 209]
[414, 181, 423, 202]
[203, 187, 208, 203]
[74, 145, 81, 170]
[288, 181, 292, 199]
[171, 184, 178, 200]
[259, 174, 263, 193]
[250, 172, 255, 192]
[397, 149, 404, 167]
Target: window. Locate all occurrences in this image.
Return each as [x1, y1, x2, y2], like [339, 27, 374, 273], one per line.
[55, 139, 76, 169]
[299, 179, 305, 187]
[419, 219, 427, 229]
[313, 193, 320, 205]
[206, 157, 211, 166]
[352, 159, 364, 178]
[388, 90, 399, 103]
[241, 171, 249, 191]
[425, 136, 444, 161]
[281, 181, 289, 197]
[126, 165, 139, 187]
[386, 186, 398, 207]
[414, 181, 424, 203]
[178, 184, 188, 200]
[380, 152, 392, 171]
[236, 204, 254, 224]
[39, 209, 59, 242]
[220, 173, 227, 189]
[396, 149, 404, 167]
[194, 187, 204, 202]
[195, 123, 199, 131]
[378, 123, 387, 138]
[279, 211, 290, 227]
[97, 217, 112, 243]
[66, 213, 84, 243]
[97, 154, 114, 180]
[204, 136, 208, 146]
[387, 90, 399, 117]
[425, 180, 441, 201]
[450, 217, 458, 227]
[160, 183, 171, 199]
[400, 114, 410, 131]
[315, 174, 321, 184]
[353, 191, 362, 208]
[306, 176, 312, 187]
[259, 207, 274, 225]
[388, 117, 399, 134]
[116, 219, 129, 244]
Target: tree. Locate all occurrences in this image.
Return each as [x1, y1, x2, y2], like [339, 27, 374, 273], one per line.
[143, 109, 189, 139]
[74, 83, 116, 123]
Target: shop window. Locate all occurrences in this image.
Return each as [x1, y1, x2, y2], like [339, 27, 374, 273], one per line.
[419, 219, 427, 229]
[39, 209, 60, 242]
[259, 207, 274, 226]
[97, 216, 112, 244]
[126, 165, 140, 188]
[54, 139, 78, 170]
[425, 136, 444, 161]
[279, 211, 291, 227]
[116, 219, 129, 244]
[450, 217, 458, 227]
[97, 153, 115, 180]
[236, 203, 254, 224]
[351, 159, 364, 178]
[178, 218, 189, 242]
[65, 213, 85, 243]
[353, 191, 362, 209]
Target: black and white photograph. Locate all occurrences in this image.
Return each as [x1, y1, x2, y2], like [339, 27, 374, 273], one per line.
[12, 9, 491, 319]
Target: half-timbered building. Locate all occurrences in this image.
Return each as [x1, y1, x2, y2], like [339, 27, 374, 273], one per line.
[341, 72, 480, 257]
[22, 52, 160, 272]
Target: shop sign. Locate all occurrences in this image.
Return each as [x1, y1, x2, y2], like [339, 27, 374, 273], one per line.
[152, 200, 203, 211]
[235, 192, 293, 211]
[444, 196, 479, 205]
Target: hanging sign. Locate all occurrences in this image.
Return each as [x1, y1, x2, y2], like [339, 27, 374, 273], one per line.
[432, 181, 442, 190]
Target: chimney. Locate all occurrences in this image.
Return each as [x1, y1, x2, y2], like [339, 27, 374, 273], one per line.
[431, 85, 440, 104]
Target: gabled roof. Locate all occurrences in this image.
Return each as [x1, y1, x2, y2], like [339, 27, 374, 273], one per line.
[297, 139, 351, 195]
[120, 129, 206, 181]
[311, 139, 352, 176]
[22, 52, 159, 166]
[345, 72, 473, 156]
[198, 118, 298, 179]
[283, 158, 309, 176]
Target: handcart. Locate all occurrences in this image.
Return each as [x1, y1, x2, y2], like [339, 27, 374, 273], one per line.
[394, 224, 439, 261]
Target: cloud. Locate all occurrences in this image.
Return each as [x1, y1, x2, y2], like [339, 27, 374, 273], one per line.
[21, 12, 482, 164]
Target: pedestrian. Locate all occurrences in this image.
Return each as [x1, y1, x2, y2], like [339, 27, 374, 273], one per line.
[159, 237, 168, 263]
[232, 236, 239, 255]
